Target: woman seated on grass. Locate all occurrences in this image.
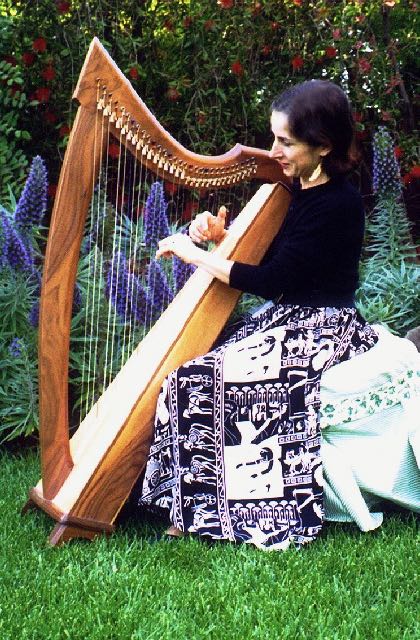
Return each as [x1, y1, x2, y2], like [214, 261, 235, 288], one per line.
[137, 79, 420, 551]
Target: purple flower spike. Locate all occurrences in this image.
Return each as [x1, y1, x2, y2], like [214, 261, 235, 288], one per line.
[105, 251, 130, 319]
[172, 255, 196, 294]
[9, 338, 23, 358]
[143, 182, 170, 248]
[1, 214, 34, 272]
[128, 273, 150, 325]
[28, 301, 40, 328]
[372, 127, 401, 196]
[146, 259, 174, 316]
[0, 207, 11, 268]
[14, 156, 48, 231]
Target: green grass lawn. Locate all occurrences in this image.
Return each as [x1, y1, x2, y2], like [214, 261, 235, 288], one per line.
[0, 446, 418, 640]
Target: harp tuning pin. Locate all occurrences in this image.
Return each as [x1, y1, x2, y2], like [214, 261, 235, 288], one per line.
[109, 111, 117, 123]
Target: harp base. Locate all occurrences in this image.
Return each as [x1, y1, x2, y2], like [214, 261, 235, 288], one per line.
[23, 486, 115, 546]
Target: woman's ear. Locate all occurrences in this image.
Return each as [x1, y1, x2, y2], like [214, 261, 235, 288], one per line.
[319, 145, 332, 157]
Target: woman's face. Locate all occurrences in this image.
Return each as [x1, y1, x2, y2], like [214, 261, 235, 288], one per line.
[269, 110, 330, 182]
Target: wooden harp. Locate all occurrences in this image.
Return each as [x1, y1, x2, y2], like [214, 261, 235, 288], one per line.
[24, 38, 291, 545]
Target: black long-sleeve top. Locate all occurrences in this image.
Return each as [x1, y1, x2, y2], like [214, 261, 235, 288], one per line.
[229, 176, 364, 307]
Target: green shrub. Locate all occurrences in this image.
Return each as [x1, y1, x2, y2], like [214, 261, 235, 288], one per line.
[356, 128, 419, 336]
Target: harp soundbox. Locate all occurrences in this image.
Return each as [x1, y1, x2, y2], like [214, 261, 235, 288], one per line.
[24, 38, 291, 545]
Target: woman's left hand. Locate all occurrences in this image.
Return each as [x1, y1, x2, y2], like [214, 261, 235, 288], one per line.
[156, 233, 202, 264]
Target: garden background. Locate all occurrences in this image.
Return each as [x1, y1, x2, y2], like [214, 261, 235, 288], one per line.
[0, 1, 419, 639]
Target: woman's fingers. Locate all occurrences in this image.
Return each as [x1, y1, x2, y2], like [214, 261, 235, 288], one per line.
[189, 208, 228, 244]
[216, 205, 227, 225]
[189, 211, 212, 243]
[156, 234, 198, 263]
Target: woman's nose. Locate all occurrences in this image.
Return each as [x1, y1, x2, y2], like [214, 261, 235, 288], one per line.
[270, 142, 282, 158]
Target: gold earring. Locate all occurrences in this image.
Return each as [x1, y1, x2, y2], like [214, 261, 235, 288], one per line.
[308, 162, 322, 182]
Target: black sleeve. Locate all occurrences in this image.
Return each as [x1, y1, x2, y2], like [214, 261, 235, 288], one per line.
[229, 193, 363, 299]
[229, 211, 324, 298]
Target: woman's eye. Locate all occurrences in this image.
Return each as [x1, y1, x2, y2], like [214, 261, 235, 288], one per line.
[275, 138, 291, 147]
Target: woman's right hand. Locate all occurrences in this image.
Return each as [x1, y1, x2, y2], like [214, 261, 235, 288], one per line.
[189, 206, 228, 245]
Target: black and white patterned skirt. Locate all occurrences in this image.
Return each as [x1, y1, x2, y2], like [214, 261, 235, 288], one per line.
[139, 302, 378, 551]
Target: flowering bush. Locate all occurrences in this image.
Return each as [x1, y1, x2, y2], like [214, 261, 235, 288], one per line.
[0, 157, 47, 441]
[356, 127, 420, 336]
[0, 0, 418, 216]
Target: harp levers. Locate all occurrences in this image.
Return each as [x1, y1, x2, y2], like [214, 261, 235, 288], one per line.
[23, 37, 291, 545]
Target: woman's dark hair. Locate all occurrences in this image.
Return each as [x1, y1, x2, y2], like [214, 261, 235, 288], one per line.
[271, 80, 357, 176]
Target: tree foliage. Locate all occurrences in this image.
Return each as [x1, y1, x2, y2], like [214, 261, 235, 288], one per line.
[0, 0, 418, 200]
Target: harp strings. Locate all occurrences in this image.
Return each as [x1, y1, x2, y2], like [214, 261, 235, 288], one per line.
[75, 94, 257, 424]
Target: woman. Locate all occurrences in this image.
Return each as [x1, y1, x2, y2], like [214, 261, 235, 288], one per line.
[138, 80, 419, 550]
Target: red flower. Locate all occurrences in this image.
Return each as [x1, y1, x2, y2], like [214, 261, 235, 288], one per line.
[128, 67, 139, 80]
[252, 2, 262, 15]
[204, 19, 215, 31]
[182, 201, 199, 222]
[163, 19, 174, 31]
[9, 84, 21, 97]
[356, 130, 368, 141]
[411, 165, 420, 179]
[261, 45, 272, 57]
[33, 37, 47, 53]
[353, 111, 363, 123]
[358, 58, 371, 73]
[325, 46, 337, 58]
[183, 16, 193, 28]
[166, 87, 181, 101]
[293, 0, 303, 5]
[217, 0, 234, 7]
[270, 21, 280, 30]
[44, 110, 58, 124]
[381, 110, 392, 122]
[59, 124, 70, 137]
[22, 52, 36, 66]
[42, 66, 56, 81]
[394, 146, 404, 160]
[385, 76, 400, 94]
[3, 55, 17, 66]
[48, 184, 57, 198]
[165, 181, 178, 196]
[197, 111, 207, 126]
[231, 60, 244, 76]
[291, 55, 304, 70]
[355, 14, 366, 23]
[108, 143, 120, 158]
[35, 87, 51, 103]
[56, 1, 71, 12]
[332, 28, 341, 40]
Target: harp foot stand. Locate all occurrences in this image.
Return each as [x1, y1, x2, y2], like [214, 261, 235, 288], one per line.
[22, 487, 115, 546]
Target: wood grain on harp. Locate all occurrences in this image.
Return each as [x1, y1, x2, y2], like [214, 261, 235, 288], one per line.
[24, 37, 291, 546]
